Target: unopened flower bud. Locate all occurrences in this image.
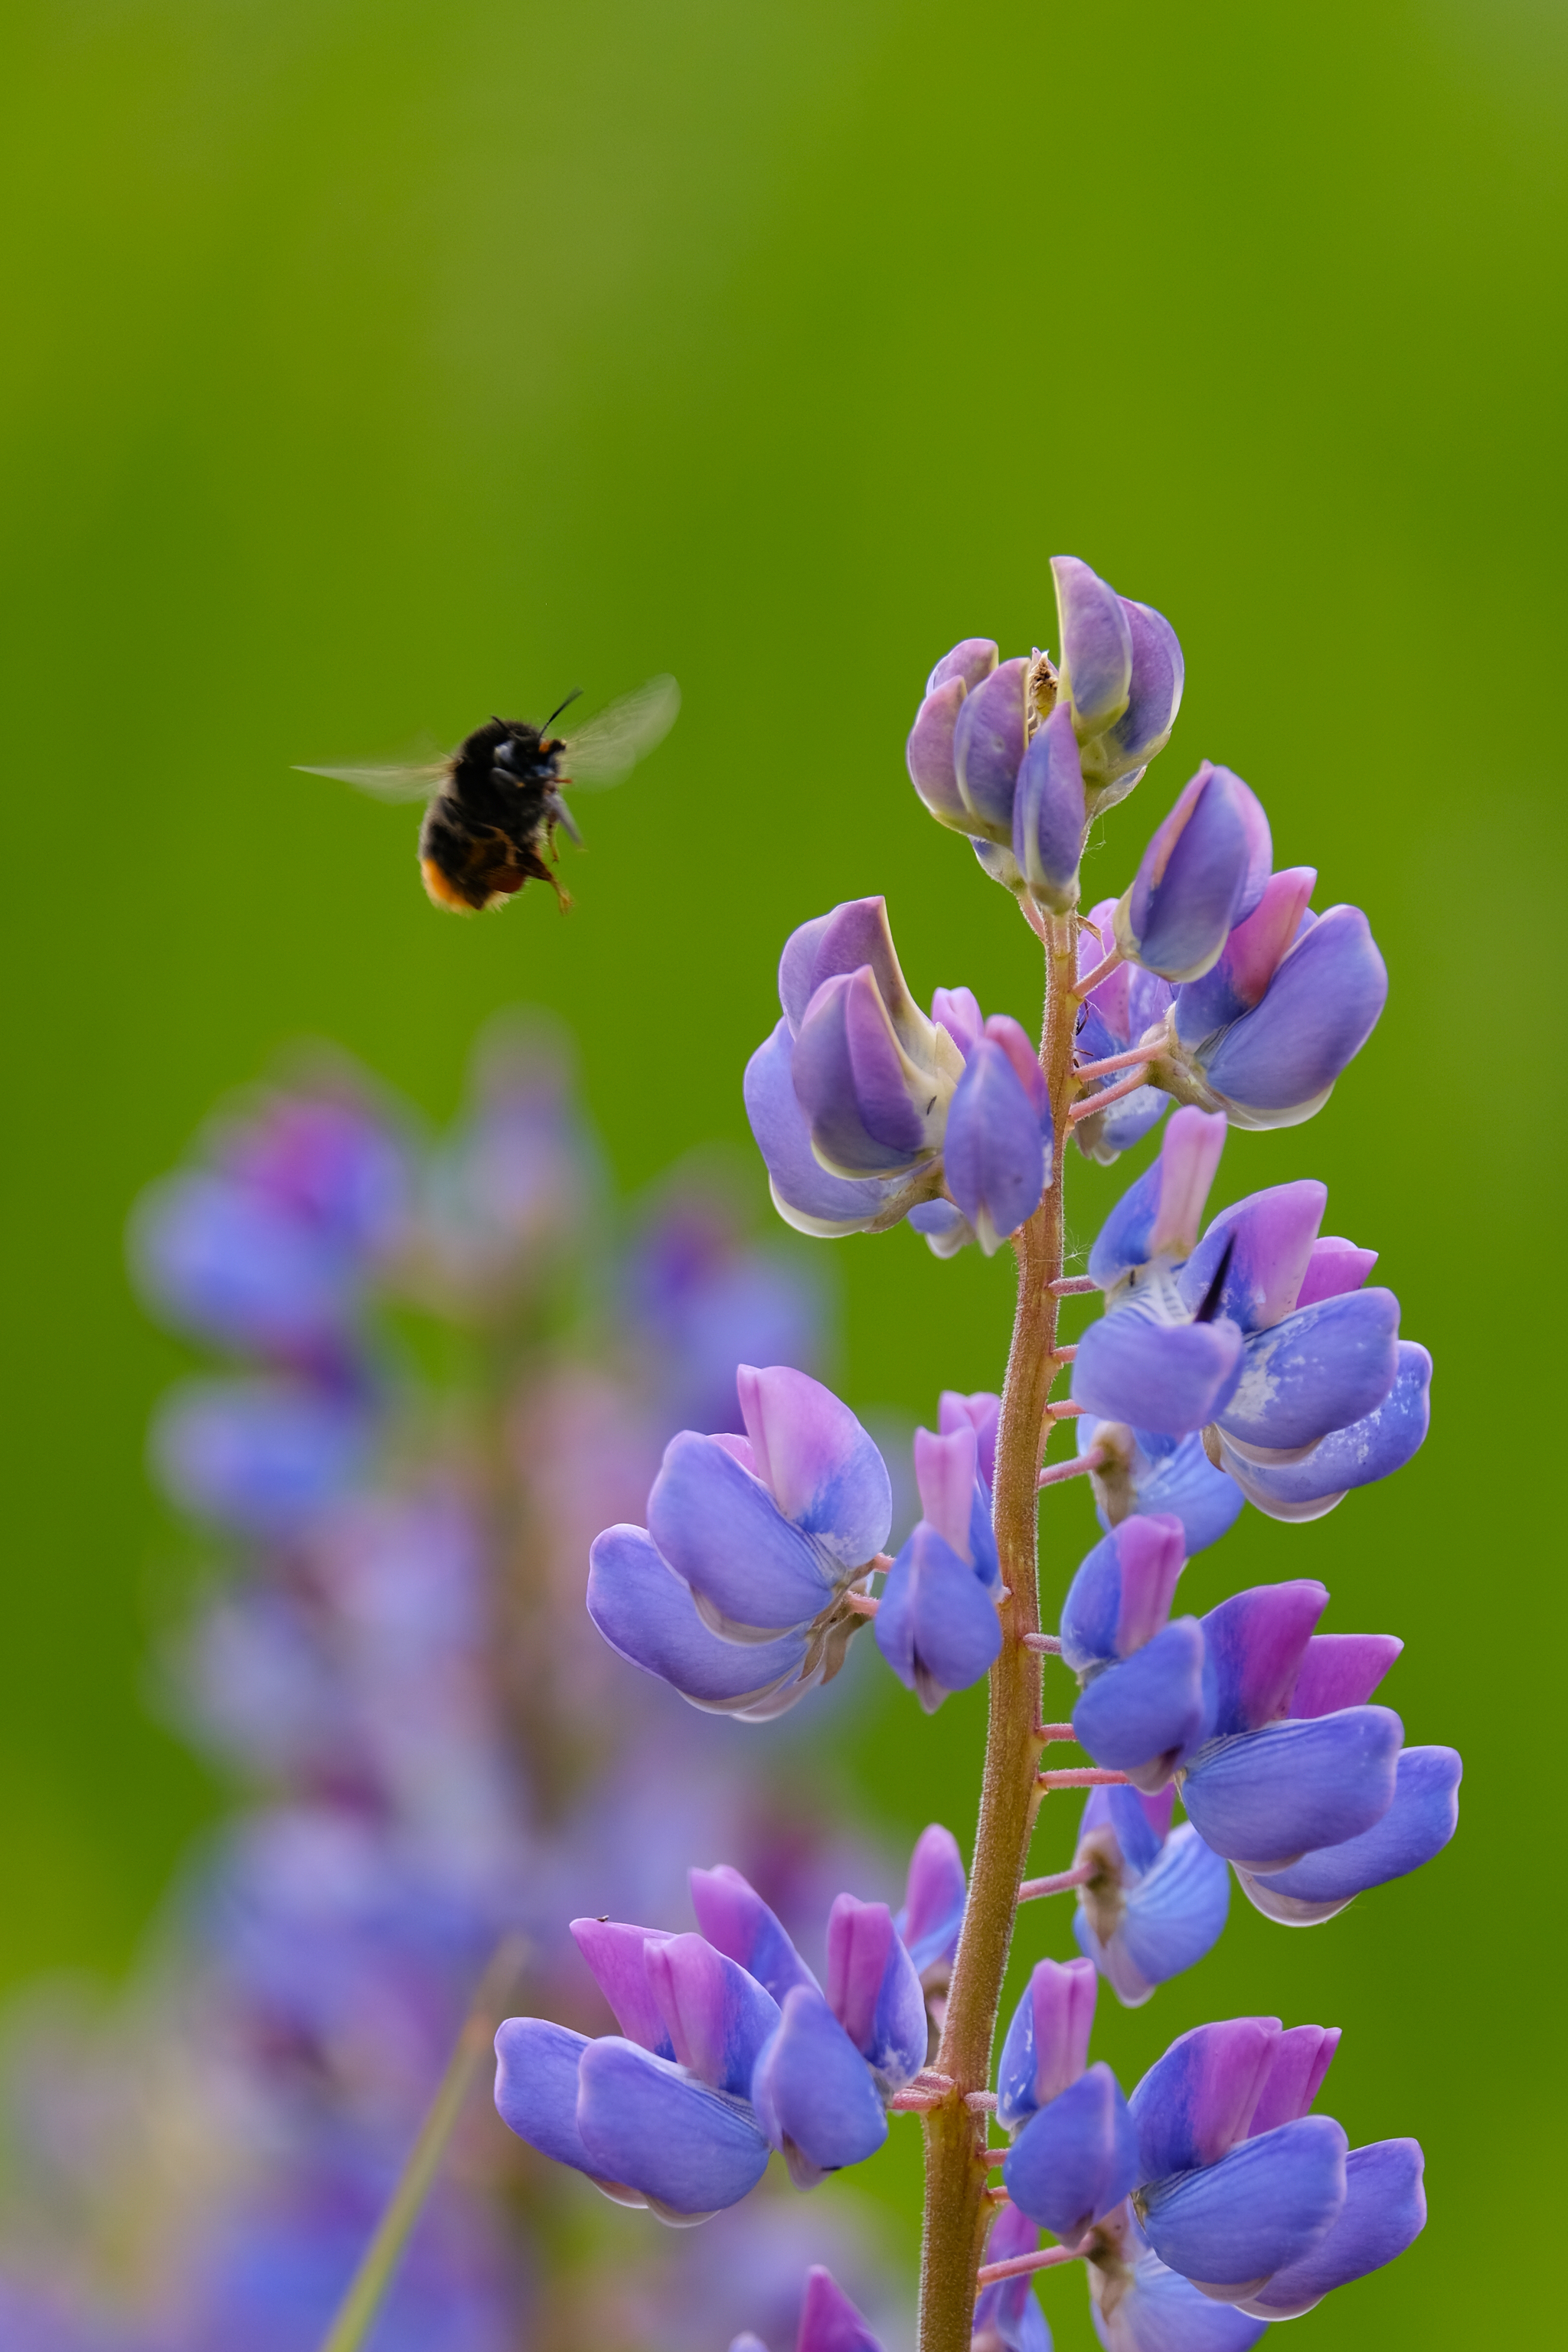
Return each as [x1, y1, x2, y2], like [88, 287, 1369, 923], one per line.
[953, 658, 1031, 840]
[1011, 700, 1087, 912]
[825, 1894, 927, 2093]
[1116, 764, 1272, 983]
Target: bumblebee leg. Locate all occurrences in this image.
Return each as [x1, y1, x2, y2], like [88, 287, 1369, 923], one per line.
[521, 846, 571, 910]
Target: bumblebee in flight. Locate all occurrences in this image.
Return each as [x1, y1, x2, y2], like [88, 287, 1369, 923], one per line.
[299, 674, 680, 913]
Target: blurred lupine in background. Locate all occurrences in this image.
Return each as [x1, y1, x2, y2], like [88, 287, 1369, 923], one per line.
[0, 1020, 906, 2349]
[504, 557, 1458, 2352]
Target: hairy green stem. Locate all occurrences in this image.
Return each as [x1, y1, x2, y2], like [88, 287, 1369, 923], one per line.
[916, 913, 1081, 2352]
[317, 1936, 527, 2352]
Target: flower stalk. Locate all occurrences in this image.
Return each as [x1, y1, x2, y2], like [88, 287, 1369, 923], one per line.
[917, 913, 1080, 2352]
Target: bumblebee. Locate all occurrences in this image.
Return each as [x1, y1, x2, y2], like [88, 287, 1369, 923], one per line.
[299, 675, 679, 913]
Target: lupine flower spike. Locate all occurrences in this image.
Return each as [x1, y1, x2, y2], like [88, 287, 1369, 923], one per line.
[577, 554, 1453, 2352]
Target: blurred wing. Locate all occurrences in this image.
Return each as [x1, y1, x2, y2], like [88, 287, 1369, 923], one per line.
[294, 758, 450, 803]
[556, 674, 680, 787]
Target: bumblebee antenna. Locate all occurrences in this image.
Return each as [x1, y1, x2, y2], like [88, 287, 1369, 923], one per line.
[542, 686, 584, 732]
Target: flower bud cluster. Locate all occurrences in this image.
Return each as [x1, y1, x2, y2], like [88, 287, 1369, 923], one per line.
[906, 557, 1185, 916]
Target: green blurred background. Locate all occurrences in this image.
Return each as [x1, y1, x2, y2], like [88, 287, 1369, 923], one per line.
[1, 0, 1563, 2341]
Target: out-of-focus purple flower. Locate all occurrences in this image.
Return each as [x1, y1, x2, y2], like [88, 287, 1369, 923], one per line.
[1235, 1743, 1462, 1925]
[1128, 2017, 1349, 2301]
[417, 1018, 599, 1301]
[131, 1088, 407, 1368]
[939, 1387, 1001, 1485]
[150, 1377, 371, 1537]
[894, 1823, 966, 1981]
[875, 1407, 1004, 1710]
[1071, 903, 1173, 1163]
[1070, 1786, 1231, 2007]
[972, 2203, 1052, 2352]
[1147, 871, 1389, 1129]
[623, 1188, 822, 1437]
[1233, 2137, 1426, 2318]
[795, 2265, 886, 2352]
[1052, 557, 1184, 810]
[1115, 766, 1272, 985]
[588, 1367, 891, 1719]
[825, 1895, 926, 2094]
[1072, 1117, 1426, 1522]
[1012, 700, 1087, 913]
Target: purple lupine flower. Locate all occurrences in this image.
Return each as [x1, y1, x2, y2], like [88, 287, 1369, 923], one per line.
[587, 1366, 891, 1719]
[972, 2202, 1051, 2352]
[875, 1410, 1004, 1710]
[1071, 1109, 1246, 1439]
[750, 1986, 890, 2187]
[1176, 1584, 1406, 1870]
[1128, 2017, 1348, 2301]
[1235, 1740, 1462, 1925]
[1072, 1114, 1429, 1519]
[795, 2265, 886, 2352]
[497, 1920, 781, 2221]
[903, 563, 1181, 874]
[689, 1864, 823, 2003]
[995, 1955, 1099, 2130]
[1062, 1516, 1204, 1794]
[825, 1894, 927, 2093]
[746, 900, 1049, 1242]
[1052, 557, 1184, 810]
[1070, 1784, 1231, 2006]
[998, 1958, 1138, 2246]
[150, 1376, 371, 1537]
[1070, 1571, 1413, 1867]
[1087, 2207, 1268, 2351]
[1075, 1418, 1243, 1557]
[1146, 868, 1390, 1129]
[942, 1016, 1054, 1254]
[1012, 698, 1087, 913]
[1114, 765, 1272, 984]
[1071, 902, 1173, 1162]
[954, 657, 1034, 841]
[1233, 2136, 1426, 2318]
[623, 1188, 822, 1438]
[906, 639, 1000, 830]
[784, 897, 964, 1175]
[894, 1823, 966, 1981]
[130, 1089, 406, 1369]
